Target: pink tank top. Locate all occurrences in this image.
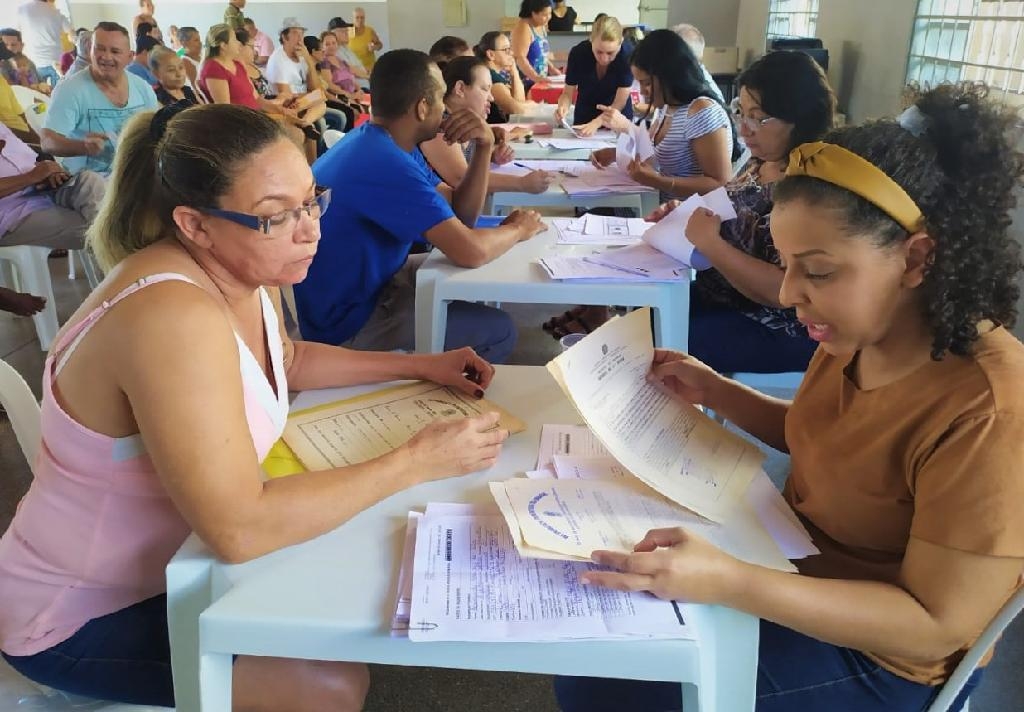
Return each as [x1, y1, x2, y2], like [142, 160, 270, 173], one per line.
[0, 273, 289, 656]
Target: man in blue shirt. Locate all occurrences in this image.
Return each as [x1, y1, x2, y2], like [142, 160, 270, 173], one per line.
[40, 22, 158, 175]
[296, 48, 544, 363]
[125, 34, 160, 86]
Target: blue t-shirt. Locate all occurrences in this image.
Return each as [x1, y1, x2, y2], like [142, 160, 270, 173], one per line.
[125, 61, 158, 87]
[295, 122, 456, 345]
[43, 69, 158, 174]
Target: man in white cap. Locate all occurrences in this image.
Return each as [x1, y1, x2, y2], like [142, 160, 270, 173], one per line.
[671, 22, 724, 102]
[266, 17, 310, 96]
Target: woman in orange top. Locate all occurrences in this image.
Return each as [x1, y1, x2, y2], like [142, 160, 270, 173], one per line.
[555, 82, 1024, 712]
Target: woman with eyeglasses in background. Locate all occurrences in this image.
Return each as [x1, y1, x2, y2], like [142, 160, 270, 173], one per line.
[476, 30, 540, 123]
[0, 103, 508, 711]
[647, 49, 837, 374]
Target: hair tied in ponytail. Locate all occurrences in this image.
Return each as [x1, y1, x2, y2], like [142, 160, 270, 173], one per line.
[897, 105, 930, 139]
[149, 100, 193, 142]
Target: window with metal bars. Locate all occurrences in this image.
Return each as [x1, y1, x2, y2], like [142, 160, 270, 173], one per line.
[906, 0, 1024, 106]
[766, 0, 820, 41]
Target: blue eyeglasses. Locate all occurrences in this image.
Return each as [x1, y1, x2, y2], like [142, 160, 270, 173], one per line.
[202, 186, 332, 237]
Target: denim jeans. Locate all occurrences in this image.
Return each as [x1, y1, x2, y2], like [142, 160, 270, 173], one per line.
[1, 595, 174, 707]
[554, 620, 981, 712]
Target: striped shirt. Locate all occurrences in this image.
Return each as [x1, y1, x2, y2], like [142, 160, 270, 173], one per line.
[652, 98, 731, 182]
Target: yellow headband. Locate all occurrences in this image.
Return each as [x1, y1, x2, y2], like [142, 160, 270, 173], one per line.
[785, 142, 925, 233]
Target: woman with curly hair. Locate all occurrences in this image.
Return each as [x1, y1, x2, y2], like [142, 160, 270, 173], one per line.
[554, 82, 1024, 712]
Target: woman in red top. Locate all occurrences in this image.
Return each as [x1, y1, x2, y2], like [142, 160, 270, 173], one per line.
[200, 24, 277, 111]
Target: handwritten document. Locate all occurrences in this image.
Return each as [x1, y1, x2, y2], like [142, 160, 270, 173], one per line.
[547, 308, 764, 522]
[406, 505, 694, 642]
[283, 382, 526, 471]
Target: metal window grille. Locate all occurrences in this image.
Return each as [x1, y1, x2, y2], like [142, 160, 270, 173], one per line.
[906, 0, 1024, 105]
[766, 0, 821, 41]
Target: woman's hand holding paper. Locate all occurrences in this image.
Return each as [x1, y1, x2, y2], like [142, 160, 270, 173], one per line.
[645, 200, 681, 223]
[685, 207, 723, 251]
[582, 527, 743, 604]
[647, 348, 722, 407]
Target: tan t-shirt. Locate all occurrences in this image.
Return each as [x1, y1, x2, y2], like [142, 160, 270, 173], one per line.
[784, 327, 1024, 685]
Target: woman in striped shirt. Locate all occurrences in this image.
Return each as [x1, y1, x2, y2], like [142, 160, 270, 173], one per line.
[590, 29, 738, 201]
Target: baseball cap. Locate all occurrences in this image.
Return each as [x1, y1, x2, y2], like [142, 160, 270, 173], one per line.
[280, 17, 307, 33]
[328, 17, 353, 30]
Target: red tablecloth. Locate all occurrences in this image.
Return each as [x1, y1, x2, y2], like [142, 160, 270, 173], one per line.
[529, 84, 569, 104]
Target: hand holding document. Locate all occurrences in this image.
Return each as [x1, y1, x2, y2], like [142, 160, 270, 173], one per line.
[404, 503, 695, 642]
[616, 124, 656, 173]
[282, 381, 525, 471]
[642, 187, 737, 266]
[546, 308, 765, 522]
[489, 476, 797, 572]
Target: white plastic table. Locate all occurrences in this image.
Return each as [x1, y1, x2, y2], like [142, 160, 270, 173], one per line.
[165, 366, 759, 712]
[413, 228, 690, 354]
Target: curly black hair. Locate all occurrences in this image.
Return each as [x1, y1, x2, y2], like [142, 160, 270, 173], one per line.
[774, 83, 1024, 359]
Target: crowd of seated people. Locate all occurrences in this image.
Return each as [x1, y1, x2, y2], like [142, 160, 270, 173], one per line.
[1, 3, 1023, 712]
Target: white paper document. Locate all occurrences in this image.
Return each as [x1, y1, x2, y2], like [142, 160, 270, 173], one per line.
[492, 160, 586, 177]
[489, 476, 797, 572]
[549, 213, 651, 245]
[407, 508, 695, 642]
[537, 255, 684, 283]
[584, 243, 689, 279]
[642, 187, 738, 265]
[546, 308, 765, 522]
[536, 137, 614, 150]
[536, 424, 611, 470]
[615, 125, 656, 172]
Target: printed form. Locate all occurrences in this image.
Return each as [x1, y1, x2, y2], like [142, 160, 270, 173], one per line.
[406, 505, 695, 642]
[546, 308, 765, 522]
[283, 382, 525, 470]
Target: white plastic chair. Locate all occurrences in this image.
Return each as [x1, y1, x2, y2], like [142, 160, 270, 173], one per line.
[10, 84, 49, 134]
[924, 585, 1024, 712]
[0, 356, 40, 466]
[0, 244, 60, 350]
[322, 128, 344, 149]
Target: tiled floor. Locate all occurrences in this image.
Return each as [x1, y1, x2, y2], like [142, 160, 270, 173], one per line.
[1, 256, 1022, 711]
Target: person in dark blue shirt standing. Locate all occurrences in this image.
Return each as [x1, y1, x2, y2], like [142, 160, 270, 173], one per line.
[295, 49, 545, 361]
[554, 16, 633, 137]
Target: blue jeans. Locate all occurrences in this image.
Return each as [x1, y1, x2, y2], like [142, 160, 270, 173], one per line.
[554, 620, 982, 712]
[1, 594, 174, 707]
[688, 292, 817, 374]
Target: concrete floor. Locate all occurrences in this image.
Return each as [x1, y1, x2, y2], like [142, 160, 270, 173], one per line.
[1, 256, 1022, 712]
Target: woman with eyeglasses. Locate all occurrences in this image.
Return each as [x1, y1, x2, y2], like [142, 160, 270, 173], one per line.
[647, 49, 837, 374]
[0, 103, 508, 710]
[476, 30, 540, 123]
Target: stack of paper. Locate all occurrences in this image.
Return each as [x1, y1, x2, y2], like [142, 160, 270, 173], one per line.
[583, 243, 689, 280]
[549, 213, 651, 245]
[394, 502, 696, 642]
[641, 187, 738, 266]
[535, 137, 614, 150]
[479, 309, 818, 592]
[490, 160, 585, 178]
[537, 255, 686, 283]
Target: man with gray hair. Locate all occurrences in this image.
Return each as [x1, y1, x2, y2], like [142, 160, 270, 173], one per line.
[672, 22, 724, 102]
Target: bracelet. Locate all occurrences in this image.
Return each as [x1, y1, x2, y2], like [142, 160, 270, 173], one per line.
[670, 177, 677, 194]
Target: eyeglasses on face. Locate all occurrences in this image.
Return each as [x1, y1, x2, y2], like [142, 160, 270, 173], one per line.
[729, 101, 778, 133]
[202, 186, 331, 236]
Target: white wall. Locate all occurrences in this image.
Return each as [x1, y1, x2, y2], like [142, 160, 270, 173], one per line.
[736, 0, 916, 123]
[668, 0, 740, 47]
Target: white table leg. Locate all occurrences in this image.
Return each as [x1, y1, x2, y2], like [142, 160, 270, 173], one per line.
[693, 605, 759, 712]
[166, 559, 214, 712]
[414, 268, 438, 353]
[199, 651, 233, 712]
[651, 284, 689, 352]
[641, 191, 660, 218]
[430, 298, 449, 353]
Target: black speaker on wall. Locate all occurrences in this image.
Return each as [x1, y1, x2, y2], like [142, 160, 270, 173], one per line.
[769, 37, 829, 72]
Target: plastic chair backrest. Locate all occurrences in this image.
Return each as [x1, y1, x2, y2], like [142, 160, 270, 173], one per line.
[924, 584, 1024, 712]
[0, 357, 41, 468]
[9, 84, 49, 133]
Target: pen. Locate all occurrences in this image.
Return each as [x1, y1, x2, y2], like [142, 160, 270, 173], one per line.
[513, 162, 529, 168]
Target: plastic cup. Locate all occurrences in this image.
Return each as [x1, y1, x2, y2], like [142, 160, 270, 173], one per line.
[559, 332, 586, 351]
